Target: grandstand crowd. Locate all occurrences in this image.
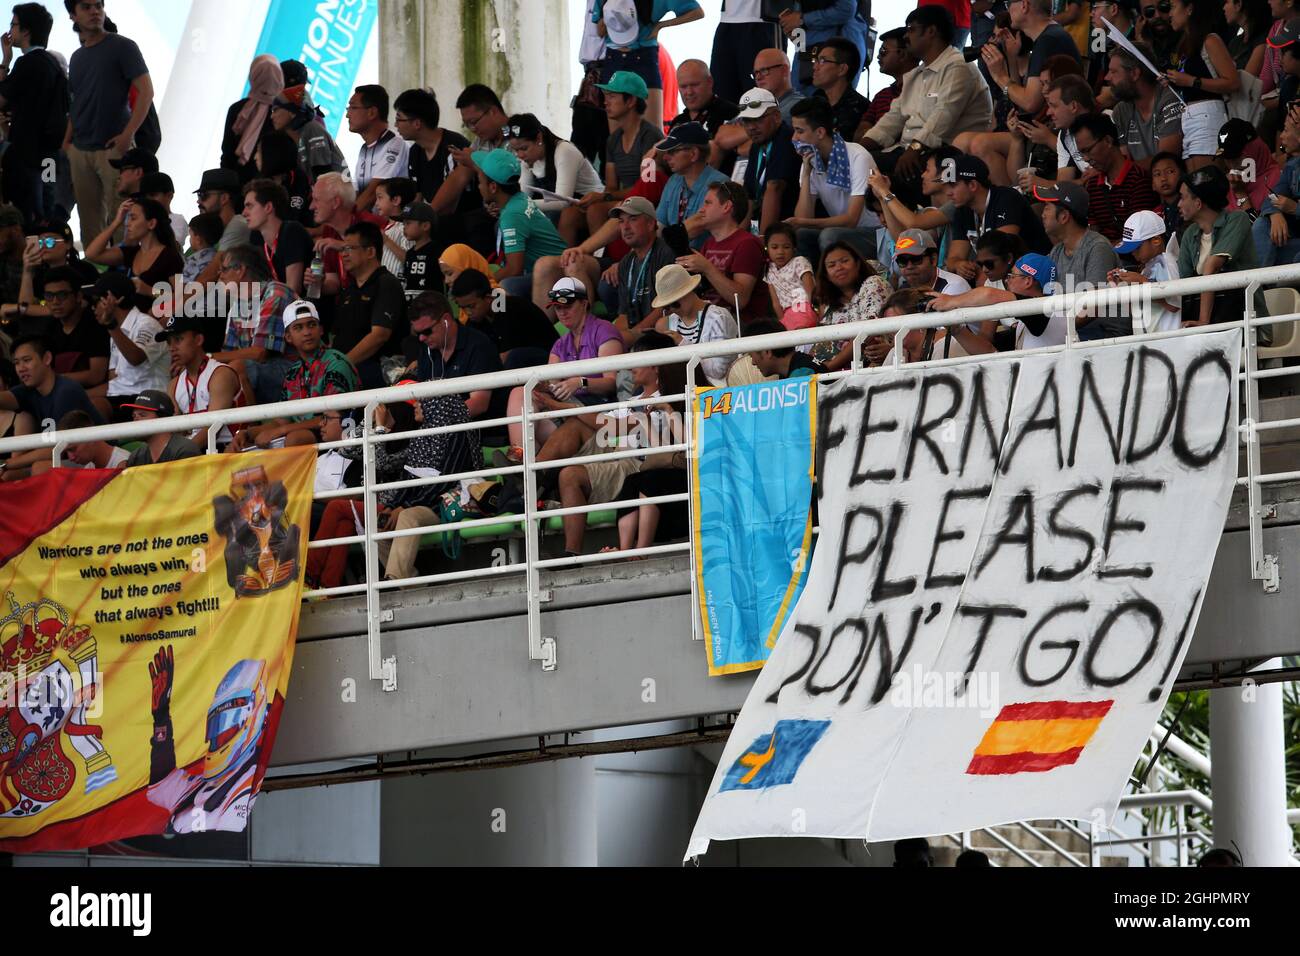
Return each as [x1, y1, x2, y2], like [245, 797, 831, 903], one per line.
[0, 0, 1294, 586]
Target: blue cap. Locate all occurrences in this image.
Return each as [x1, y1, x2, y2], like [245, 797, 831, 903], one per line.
[1013, 253, 1057, 290]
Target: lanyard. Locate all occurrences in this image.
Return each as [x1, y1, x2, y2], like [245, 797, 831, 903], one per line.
[263, 231, 280, 282]
[630, 250, 653, 305]
[183, 365, 201, 413]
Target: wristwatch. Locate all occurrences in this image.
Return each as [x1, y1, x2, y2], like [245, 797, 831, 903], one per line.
[908, 141, 924, 152]
[883, 194, 897, 204]
[579, 377, 588, 389]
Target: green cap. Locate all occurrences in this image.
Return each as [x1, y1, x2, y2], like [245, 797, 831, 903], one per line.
[471, 148, 522, 185]
[597, 70, 649, 100]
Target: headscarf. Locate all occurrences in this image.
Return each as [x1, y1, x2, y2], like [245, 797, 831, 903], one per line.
[439, 244, 499, 289]
[233, 55, 283, 166]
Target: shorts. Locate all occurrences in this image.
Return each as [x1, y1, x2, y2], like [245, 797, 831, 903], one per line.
[1181, 99, 1229, 158]
[600, 46, 662, 90]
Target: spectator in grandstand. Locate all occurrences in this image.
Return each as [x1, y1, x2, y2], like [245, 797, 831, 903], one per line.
[349, 84, 410, 213]
[137, 172, 189, 247]
[860, 29, 918, 138]
[809, 240, 892, 371]
[1150, 150, 1187, 238]
[6, 220, 98, 322]
[895, 228, 973, 296]
[750, 48, 805, 123]
[184, 214, 222, 285]
[87, 272, 168, 421]
[1262, 0, 1300, 100]
[59, 409, 128, 469]
[0, 2, 68, 228]
[788, 98, 881, 264]
[710, 0, 781, 105]
[335, 221, 407, 391]
[192, 168, 253, 287]
[944, 155, 1052, 285]
[270, 84, 350, 183]
[471, 148, 568, 306]
[157, 315, 241, 450]
[393, 87, 490, 256]
[454, 83, 510, 157]
[778, 1, 869, 95]
[579, 71, 661, 236]
[1069, 113, 1162, 242]
[867, 145, 964, 255]
[954, 849, 992, 867]
[64, 0, 155, 248]
[372, 177, 417, 278]
[22, 267, 108, 389]
[1165, 0, 1238, 171]
[926, 251, 1063, 350]
[863, 5, 994, 203]
[1138, 0, 1181, 69]
[654, 122, 730, 248]
[1226, 0, 1272, 71]
[981, 0, 1080, 116]
[763, 223, 816, 330]
[1177, 165, 1264, 324]
[450, 269, 558, 367]
[230, 301, 357, 451]
[406, 291, 502, 431]
[396, 201, 443, 299]
[595, 196, 676, 346]
[736, 88, 804, 234]
[122, 389, 201, 467]
[85, 198, 185, 313]
[1107, 209, 1183, 332]
[210, 244, 297, 406]
[254, 133, 314, 225]
[746, 317, 826, 377]
[592, 0, 704, 130]
[972, 229, 1027, 292]
[438, 243, 498, 295]
[309, 172, 385, 299]
[668, 59, 741, 144]
[504, 113, 605, 243]
[1033, 181, 1123, 337]
[893, 837, 934, 867]
[677, 181, 764, 322]
[809, 37, 870, 143]
[1255, 113, 1300, 265]
[111, 146, 155, 205]
[0, 334, 103, 480]
[244, 178, 313, 297]
[1106, 42, 1185, 167]
[506, 278, 624, 454]
[1012, 76, 1096, 191]
[220, 54, 281, 186]
[652, 264, 738, 385]
[0, 204, 26, 305]
[1219, 118, 1282, 216]
[1086, 0, 1134, 92]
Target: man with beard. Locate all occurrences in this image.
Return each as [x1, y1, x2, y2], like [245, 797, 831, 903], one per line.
[1107, 43, 1184, 167]
[1137, 0, 1179, 69]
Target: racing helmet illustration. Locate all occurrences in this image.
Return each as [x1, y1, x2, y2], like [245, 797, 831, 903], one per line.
[203, 659, 268, 781]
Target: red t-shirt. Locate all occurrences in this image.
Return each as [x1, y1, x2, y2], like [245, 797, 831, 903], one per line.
[701, 228, 765, 322]
[919, 0, 971, 29]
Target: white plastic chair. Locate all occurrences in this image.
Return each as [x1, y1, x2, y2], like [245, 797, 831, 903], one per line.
[1259, 287, 1300, 362]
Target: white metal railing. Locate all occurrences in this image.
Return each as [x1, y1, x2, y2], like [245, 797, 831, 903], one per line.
[6, 263, 1300, 687]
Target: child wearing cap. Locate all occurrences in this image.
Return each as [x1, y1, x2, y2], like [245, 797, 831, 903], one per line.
[1107, 209, 1182, 332]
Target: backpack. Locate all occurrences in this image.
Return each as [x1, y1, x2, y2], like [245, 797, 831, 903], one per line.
[27, 50, 69, 157]
[133, 102, 162, 155]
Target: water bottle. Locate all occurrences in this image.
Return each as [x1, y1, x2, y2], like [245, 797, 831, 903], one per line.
[307, 253, 324, 299]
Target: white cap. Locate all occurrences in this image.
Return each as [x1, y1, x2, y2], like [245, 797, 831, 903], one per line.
[603, 0, 641, 48]
[548, 276, 589, 301]
[1114, 210, 1166, 253]
[736, 87, 779, 120]
[283, 299, 320, 328]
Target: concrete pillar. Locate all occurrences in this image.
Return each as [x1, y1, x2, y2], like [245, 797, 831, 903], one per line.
[380, 0, 573, 137]
[1208, 660, 1291, 866]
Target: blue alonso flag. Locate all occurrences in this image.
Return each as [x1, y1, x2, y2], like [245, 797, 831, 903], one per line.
[719, 719, 831, 792]
[692, 378, 816, 676]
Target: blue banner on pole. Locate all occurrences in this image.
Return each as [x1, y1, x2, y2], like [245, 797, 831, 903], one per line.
[692, 379, 817, 677]
[251, 0, 378, 138]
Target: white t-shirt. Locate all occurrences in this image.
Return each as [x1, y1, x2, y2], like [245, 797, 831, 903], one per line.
[669, 303, 739, 386]
[1002, 307, 1068, 351]
[802, 141, 881, 229]
[721, 0, 763, 22]
[1057, 130, 1092, 176]
[72, 446, 129, 469]
[934, 268, 972, 296]
[170, 211, 188, 249]
[519, 140, 605, 212]
[382, 220, 412, 279]
[1138, 251, 1181, 333]
[355, 128, 411, 195]
[107, 308, 169, 397]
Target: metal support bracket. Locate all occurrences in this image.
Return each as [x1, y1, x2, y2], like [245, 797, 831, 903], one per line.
[1262, 554, 1280, 594]
[381, 655, 398, 692]
[539, 637, 557, 672]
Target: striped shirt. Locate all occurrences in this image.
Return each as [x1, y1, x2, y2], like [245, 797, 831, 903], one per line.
[1085, 159, 1161, 243]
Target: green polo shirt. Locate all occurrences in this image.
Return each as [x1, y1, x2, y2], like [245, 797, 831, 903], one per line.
[498, 191, 566, 269]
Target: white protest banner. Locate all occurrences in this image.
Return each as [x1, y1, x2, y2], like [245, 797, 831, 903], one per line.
[686, 331, 1240, 858]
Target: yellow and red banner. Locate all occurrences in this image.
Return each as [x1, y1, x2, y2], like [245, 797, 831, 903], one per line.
[0, 448, 314, 853]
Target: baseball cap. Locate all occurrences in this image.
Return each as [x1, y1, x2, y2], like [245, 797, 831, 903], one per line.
[655, 122, 710, 151]
[471, 148, 522, 185]
[1268, 16, 1300, 49]
[283, 299, 321, 329]
[1033, 181, 1090, 220]
[1013, 253, 1058, 290]
[736, 88, 779, 120]
[607, 196, 657, 219]
[954, 155, 990, 187]
[1114, 210, 1166, 254]
[597, 70, 650, 101]
[1216, 118, 1257, 159]
[894, 228, 937, 259]
[603, 0, 641, 47]
[91, 272, 136, 302]
[195, 168, 242, 196]
[548, 277, 589, 304]
[0, 204, 23, 229]
[110, 147, 159, 173]
[280, 59, 309, 87]
[153, 315, 206, 341]
[139, 172, 175, 196]
[122, 390, 174, 417]
[397, 201, 437, 223]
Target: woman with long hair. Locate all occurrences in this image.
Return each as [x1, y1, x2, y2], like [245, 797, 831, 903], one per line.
[505, 113, 604, 244]
[222, 55, 284, 185]
[1224, 0, 1274, 72]
[810, 241, 890, 372]
[86, 197, 185, 314]
[1165, 0, 1239, 170]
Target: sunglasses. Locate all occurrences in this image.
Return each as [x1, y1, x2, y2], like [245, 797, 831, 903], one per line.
[502, 124, 526, 139]
[414, 325, 437, 338]
[45, 289, 76, 300]
[975, 259, 1001, 271]
[548, 293, 584, 305]
[1143, 1, 1172, 14]
[895, 254, 927, 266]
[34, 237, 62, 249]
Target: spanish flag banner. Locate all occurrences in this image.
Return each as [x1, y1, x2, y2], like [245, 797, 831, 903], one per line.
[0, 448, 314, 853]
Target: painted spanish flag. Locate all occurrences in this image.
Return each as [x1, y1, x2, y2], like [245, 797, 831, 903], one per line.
[966, 700, 1114, 775]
